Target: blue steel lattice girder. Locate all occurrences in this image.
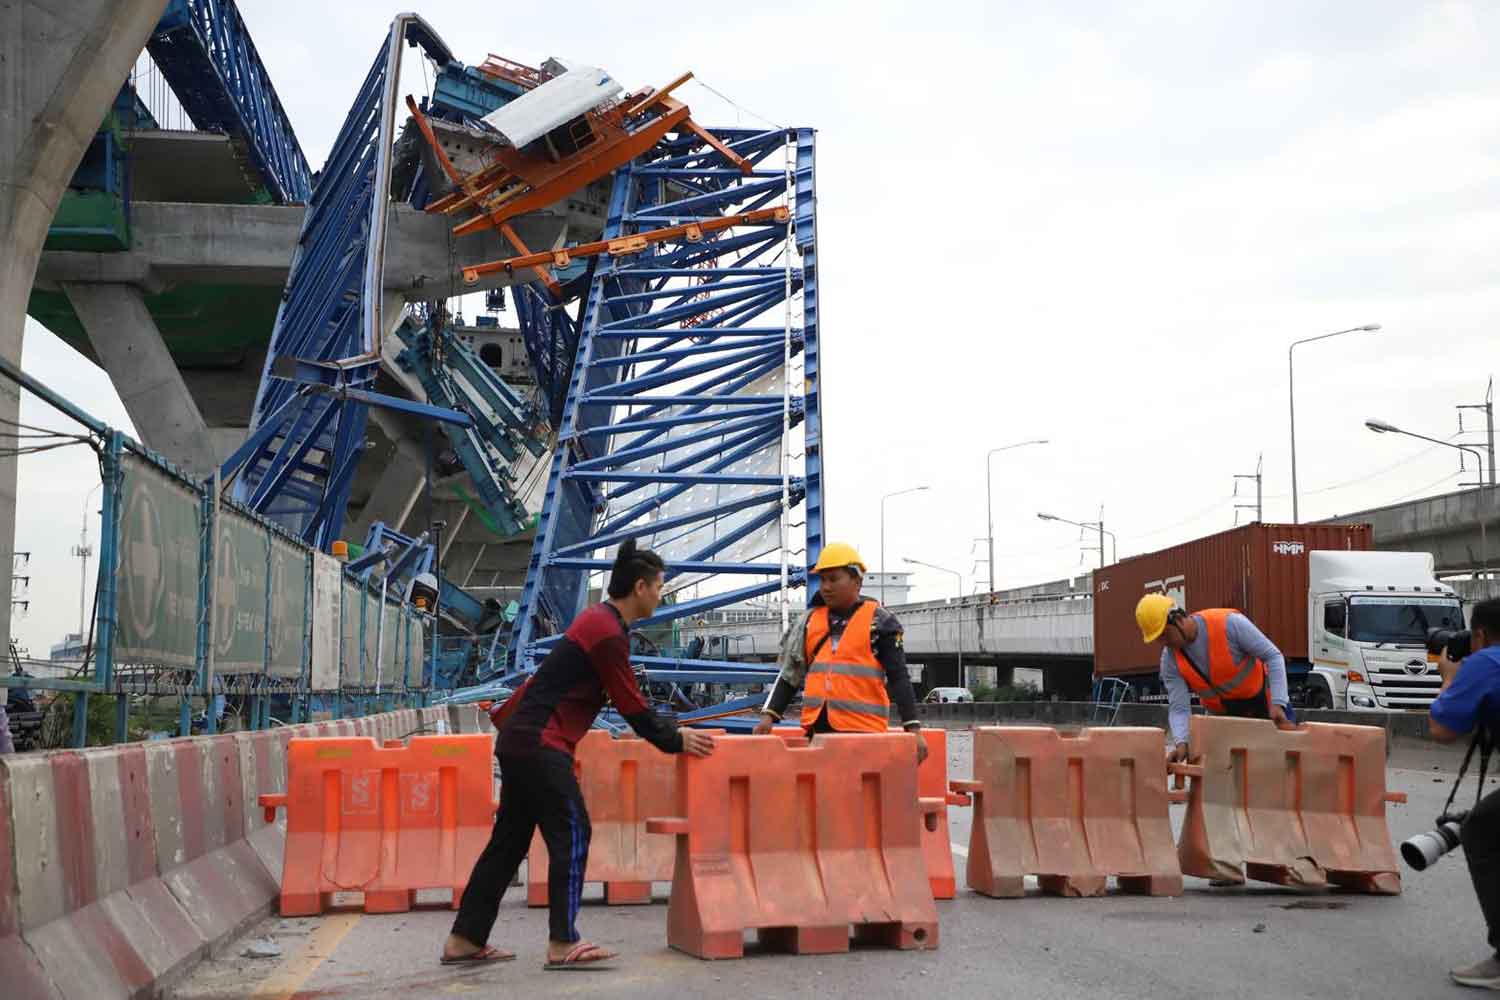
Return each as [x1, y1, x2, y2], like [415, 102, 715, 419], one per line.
[393, 318, 546, 538]
[148, 0, 312, 203]
[597, 424, 786, 527]
[507, 171, 653, 662]
[795, 129, 825, 580]
[508, 126, 821, 682]
[234, 15, 453, 548]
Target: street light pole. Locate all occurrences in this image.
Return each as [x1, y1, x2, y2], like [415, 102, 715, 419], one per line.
[903, 556, 964, 688]
[1290, 324, 1381, 522]
[1037, 512, 1118, 567]
[986, 439, 1048, 594]
[72, 482, 102, 640]
[1366, 418, 1488, 578]
[880, 485, 929, 606]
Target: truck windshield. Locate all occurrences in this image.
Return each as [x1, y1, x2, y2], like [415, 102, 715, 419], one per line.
[1347, 597, 1464, 645]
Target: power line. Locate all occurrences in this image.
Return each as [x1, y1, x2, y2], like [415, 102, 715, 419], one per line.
[1262, 436, 1458, 500]
[690, 78, 784, 130]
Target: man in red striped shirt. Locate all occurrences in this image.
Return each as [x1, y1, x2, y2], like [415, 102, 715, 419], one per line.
[441, 540, 714, 971]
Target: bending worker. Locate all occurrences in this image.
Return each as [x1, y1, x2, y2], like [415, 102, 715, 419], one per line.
[1135, 594, 1295, 762]
[752, 542, 926, 763]
[442, 539, 715, 971]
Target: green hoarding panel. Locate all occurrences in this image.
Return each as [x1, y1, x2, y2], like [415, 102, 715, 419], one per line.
[310, 552, 341, 690]
[114, 457, 200, 668]
[341, 579, 362, 686]
[213, 509, 269, 673]
[268, 535, 309, 679]
[381, 602, 399, 684]
[363, 588, 380, 685]
[408, 612, 424, 688]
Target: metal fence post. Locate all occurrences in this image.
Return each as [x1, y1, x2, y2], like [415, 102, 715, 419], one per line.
[99, 432, 126, 744]
[193, 472, 219, 736]
[297, 550, 311, 722]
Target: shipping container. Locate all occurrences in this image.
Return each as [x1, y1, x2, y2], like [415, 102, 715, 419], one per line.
[1093, 522, 1373, 677]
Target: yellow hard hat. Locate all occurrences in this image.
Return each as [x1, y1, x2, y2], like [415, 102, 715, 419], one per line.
[1135, 593, 1176, 643]
[812, 542, 866, 576]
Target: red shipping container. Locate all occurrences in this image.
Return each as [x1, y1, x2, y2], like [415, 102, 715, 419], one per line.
[1093, 523, 1372, 677]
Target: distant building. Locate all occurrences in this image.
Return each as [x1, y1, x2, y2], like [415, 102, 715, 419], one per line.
[862, 571, 913, 606]
[49, 632, 88, 662]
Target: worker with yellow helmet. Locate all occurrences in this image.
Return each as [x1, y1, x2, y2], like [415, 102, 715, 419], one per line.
[1135, 593, 1296, 763]
[753, 542, 926, 763]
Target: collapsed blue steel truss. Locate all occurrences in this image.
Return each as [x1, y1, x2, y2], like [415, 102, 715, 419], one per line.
[507, 127, 825, 687]
[394, 316, 549, 537]
[147, 0, 312, 204]
[513, 281, 582, 428]
[230, 15, 452, 548]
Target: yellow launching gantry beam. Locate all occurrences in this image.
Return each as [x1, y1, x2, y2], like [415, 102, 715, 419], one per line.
[459, 205, 789, 286]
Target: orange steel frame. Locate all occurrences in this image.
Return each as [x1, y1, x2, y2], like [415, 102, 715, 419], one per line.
[459, 206, 788, 285]
[415, 71, 754, 242]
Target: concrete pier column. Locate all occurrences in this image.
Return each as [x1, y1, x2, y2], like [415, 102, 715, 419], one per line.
[0, 0, 169, 645]
[64, 281, 218, 475]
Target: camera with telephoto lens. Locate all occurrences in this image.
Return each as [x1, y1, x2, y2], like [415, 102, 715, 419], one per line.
[1401, 811, 1469, 871]
[1427, 627, 1473, 662]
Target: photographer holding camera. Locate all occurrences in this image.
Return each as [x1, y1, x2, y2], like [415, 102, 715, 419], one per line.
[1428, 597, 1500, 990]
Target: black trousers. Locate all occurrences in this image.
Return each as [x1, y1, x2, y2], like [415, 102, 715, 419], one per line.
[1462, 786, 1500, 956]
[451, 748, 590, 946]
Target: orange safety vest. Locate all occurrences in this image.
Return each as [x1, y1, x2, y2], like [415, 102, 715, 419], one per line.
[1172, 608, 1272, 718]
[800, 599, 890, 733]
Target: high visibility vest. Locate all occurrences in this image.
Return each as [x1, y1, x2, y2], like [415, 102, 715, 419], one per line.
[1172, 608, 1271, 718]
[800, 600, 890, 733]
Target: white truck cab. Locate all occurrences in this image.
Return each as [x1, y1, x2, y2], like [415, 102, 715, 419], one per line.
[1306, 550, 1464, 712]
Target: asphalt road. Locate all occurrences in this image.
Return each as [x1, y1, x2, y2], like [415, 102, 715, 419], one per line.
[171, 730, 1498, 1000]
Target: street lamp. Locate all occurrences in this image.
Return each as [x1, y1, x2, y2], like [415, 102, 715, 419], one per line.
[903, 556, 964, 688]
[1289, 324, 1381, 522]
[1037, 512, 1117, 567]
[1366, 417, 1489, 578]
[880, 485, 929, 605]
[986, 439, 1048, 594]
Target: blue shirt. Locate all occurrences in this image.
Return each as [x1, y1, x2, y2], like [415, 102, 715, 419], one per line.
[1431, 645, 1500, 736]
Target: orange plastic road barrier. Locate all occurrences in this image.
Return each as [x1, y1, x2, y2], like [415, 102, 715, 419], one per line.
[778, 726, 961, 899]
[1172, 716, 1404, 894]
[258, 735, 497, 916]
[915, 728, 967, 900]
[526, 731, 679, 906]
[952, 726, 1182, 898]
[646, 732, 940, 959]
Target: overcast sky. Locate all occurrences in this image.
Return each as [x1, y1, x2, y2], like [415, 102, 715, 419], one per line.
[15, 0, 1500, 652]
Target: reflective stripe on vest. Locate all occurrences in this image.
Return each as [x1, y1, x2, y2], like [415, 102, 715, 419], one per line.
[806, 661, 886, 680]
[801, 600, 889, 733]
[1173, 608, 1269, 714]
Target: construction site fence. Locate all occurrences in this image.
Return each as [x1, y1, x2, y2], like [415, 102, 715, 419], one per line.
[0, 358, 432, 748]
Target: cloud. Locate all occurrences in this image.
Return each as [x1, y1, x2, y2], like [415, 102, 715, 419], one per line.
[17, 0, 1500, 640]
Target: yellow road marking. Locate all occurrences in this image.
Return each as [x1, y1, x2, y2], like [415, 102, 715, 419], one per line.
[250, 913, 362, 1000]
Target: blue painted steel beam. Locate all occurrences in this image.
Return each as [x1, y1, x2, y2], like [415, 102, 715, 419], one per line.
[567, 472, 798, 487]
[550, 559, 787, 575]
[552, 487, 793, 559]
[637, 666, 779, 684]
[148, 0, 312, 203]
[509, 126, 821, 699]
[235, 14, 452, 547]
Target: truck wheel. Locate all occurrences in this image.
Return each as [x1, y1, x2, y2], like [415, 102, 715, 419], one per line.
[1305, 682, 1332, 710]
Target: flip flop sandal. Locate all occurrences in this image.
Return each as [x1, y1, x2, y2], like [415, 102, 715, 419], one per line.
[544, 941, 618, 971]
[440, 944, 516, 966]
